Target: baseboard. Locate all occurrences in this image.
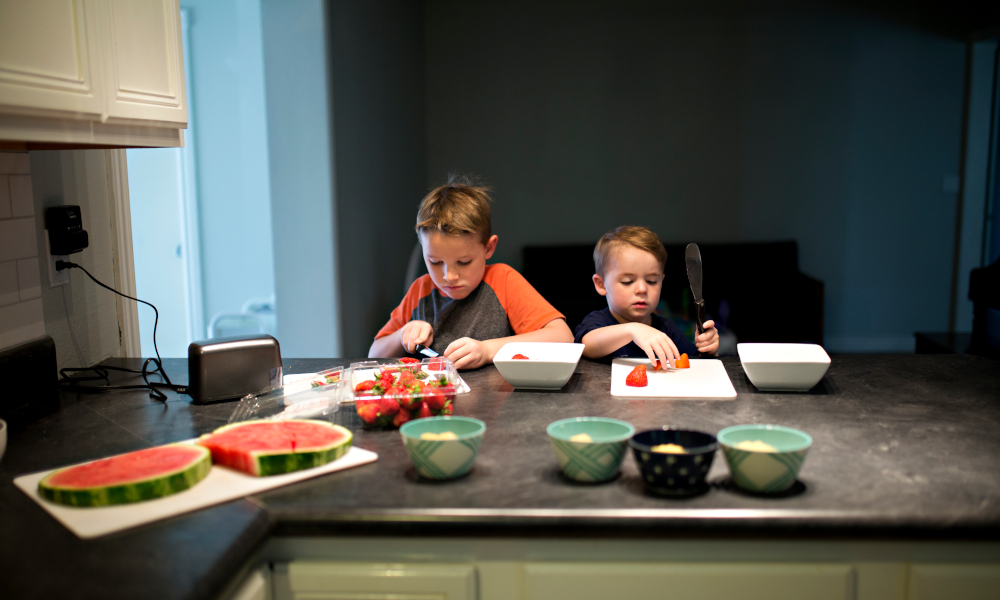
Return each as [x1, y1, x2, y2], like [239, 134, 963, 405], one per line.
[824, 335, 916, 353]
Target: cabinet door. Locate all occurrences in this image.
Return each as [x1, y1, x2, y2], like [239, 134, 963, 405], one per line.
[908, 564, 1000, 600]
[98, 0, 187, 125]
[0, 0, 104, 119]
[524, 562, 856, 600]
[283, 561, 477, 600]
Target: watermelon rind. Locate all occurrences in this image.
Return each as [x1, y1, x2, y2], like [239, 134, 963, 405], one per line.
[37, 444, 212, 507]
[198, 420, 353, 477]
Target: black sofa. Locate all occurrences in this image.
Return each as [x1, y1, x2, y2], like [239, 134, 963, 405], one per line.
[522, 240, 824, 346]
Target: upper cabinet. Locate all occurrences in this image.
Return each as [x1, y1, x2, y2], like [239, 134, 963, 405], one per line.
[0, 0, 187, 148]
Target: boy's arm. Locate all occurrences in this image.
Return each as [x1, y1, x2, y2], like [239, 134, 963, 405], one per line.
[369, 320, 434, 358]
[581, 322, 680, 367]
[444, 318, 573, 370]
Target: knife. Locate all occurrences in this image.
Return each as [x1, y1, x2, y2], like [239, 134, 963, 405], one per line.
[685, 243, 706, 334]
[415, 344, 439, 358]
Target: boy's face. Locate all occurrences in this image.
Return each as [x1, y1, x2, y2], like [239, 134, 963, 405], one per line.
[593, 245, 664, 323]
[420, 231, 499, 300]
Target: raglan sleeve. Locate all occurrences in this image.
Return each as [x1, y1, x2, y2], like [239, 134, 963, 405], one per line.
[496, 265, 566, 334]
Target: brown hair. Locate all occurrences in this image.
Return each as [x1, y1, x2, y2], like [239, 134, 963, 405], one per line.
[593, 226, 668, 277]
[415, 175, 492, 243]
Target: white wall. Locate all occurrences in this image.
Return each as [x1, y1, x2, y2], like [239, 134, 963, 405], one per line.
[28, 150, 123, 370]
[423, 0, 966, 352]
[0, 151, 43, 352]
[180, 0, 276, 337]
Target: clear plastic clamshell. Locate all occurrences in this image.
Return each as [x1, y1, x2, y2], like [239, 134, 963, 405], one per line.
[346, 358, 469, 428]
[227, 366, 345, 424]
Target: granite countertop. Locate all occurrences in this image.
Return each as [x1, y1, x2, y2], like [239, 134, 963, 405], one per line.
[2, 354, 999, 600]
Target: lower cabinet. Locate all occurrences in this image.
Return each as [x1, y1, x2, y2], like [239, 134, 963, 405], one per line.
[276, 562, 477, 600]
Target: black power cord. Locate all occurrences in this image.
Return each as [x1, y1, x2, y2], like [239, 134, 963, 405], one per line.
[55, 260, 187, 402]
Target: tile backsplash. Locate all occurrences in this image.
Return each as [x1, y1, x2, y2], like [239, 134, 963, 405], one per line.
[0, 151, 44, 350]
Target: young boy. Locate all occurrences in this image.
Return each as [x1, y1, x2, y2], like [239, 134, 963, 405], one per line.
[575, 226, 719, 366]
[370, 178, 573, 369]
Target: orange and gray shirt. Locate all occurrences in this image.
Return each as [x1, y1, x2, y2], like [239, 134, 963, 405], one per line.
[376, 263, 565, 354]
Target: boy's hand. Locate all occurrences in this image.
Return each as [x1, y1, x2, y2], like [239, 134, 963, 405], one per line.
[444, 337, 490, 370]
[695, 319, 720, 356]
[400, 320, 434, 354]
[629, 323, 681, 369]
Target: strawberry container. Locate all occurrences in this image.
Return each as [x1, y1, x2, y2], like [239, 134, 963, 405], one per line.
[346, 358, 468, 429]
[228, 366, 345, 423]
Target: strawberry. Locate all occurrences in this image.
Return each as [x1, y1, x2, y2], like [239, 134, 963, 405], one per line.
[379, 396, 400, 417]
[625, 364, 648, 387]
[399, 357, 420, 364]
[385, 385, 407, 398]
[392, 406, 412, 427]
[401, 389, 422, 411]
[379, 371, 395, 389]
[512, 353, 529, 360]
[424, 387, 447, 411]
[417, 401, 433, 419]
[398, 370, 417, 385]
[675, 353, 690, 369]
[356, 400, 380, 424]
[438, 384, 456, 402]
[439, 401, 454, 416]
[426, 358, 445, 371]
[355, 380, 376, 392]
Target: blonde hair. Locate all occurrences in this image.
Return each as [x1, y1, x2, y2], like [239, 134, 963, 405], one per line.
[415, 175, 492, 243]
[594, 226, 668, 277]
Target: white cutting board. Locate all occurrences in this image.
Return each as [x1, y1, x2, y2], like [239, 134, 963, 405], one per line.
[610, 358, 737, 399]
[14, 444, 377, 539]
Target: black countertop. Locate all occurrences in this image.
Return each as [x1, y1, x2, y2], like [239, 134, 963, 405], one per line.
[2, 354, 999, 600]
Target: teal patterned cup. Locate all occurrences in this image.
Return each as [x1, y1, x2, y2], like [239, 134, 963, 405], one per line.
[400, 417, 486, 480]
[547, 417, 635, 482]
[717, 424, 812, 493]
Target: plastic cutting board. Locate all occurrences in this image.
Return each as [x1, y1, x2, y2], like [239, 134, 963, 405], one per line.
[610, 358, 736, 399]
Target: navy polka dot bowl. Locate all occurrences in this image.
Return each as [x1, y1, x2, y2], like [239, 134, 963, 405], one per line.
[629, 428, 719, 496]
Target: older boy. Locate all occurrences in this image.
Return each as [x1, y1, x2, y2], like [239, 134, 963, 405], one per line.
[370, 178, 573, 369]
[575, 226, 719, 366]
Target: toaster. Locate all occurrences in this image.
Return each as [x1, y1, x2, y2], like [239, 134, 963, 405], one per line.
[188, 335, 283, 404]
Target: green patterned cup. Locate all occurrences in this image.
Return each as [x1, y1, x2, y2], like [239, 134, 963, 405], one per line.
[547, 417, 635, 482]
[717, 424, 812, 493]
[400, 417, 486, 480]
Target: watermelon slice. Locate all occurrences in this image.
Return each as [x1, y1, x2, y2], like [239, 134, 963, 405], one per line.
[197, 419, 352, 477]
[38, 444, 211, 507]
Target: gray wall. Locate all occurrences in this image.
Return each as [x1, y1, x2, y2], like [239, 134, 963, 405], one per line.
[329, 0, 427, 358]
[422, 0, 966, 351]
[261, 0, 340, 358]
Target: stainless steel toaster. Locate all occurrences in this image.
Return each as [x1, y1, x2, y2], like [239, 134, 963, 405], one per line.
[187, 334, 283, 404]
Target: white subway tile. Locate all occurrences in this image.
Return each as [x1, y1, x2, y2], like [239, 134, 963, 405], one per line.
[0, 261, 18, 307]
[0, 175, 10, 218]
[9, 175, 33, 217]
[0, 298, 45, 350]
[0, 152, 30, 175]
[17, 257, 41, 300]
[0, 217, 38, 262]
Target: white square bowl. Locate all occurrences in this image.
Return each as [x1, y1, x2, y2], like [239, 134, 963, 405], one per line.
[493, 342, 585, 390]
[737, 343, 831, 392]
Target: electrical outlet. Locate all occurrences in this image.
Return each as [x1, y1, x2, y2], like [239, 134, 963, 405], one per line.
[44, 231, 69, 287]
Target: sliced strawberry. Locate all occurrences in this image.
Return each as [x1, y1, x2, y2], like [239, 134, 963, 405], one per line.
[512, 353, 529, 360]
[675, 353, 690, 369]
[426, 358, 445, 371]
[399, 357, 420, 364]
[625, 364, 648, 387]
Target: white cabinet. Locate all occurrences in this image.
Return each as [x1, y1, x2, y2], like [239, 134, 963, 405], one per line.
[908, 564, 1000, 600]
[0, 0, 186, 147]
[276, 562, 477, 600]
